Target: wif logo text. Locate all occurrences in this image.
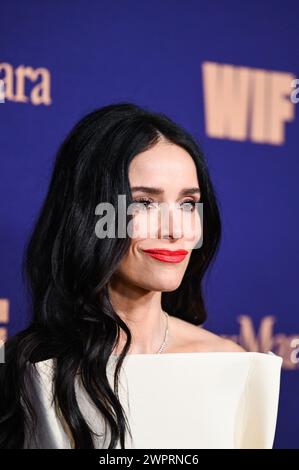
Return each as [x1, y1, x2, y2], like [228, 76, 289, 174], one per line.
[202, 61, 296, 145]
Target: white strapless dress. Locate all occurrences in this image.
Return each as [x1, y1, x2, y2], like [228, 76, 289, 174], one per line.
[23, 351, 283, 449]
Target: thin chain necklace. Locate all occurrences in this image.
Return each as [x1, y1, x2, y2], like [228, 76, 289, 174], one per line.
[113, 310, 169, 356]
[156, 310, 169, 354]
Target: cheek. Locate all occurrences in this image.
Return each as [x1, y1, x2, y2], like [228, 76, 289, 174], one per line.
[182, 212, 202, 249]
[115, 243, 142, 279]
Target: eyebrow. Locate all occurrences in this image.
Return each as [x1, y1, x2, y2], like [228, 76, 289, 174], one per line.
[131, 186, 201, 196]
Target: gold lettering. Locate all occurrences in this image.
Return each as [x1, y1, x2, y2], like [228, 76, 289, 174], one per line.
[202, 62, 296, 145]
[250, 68, 267, 143]
[0, 63, 14, 100]
[267, 71, 295, 145]
[30, 67, 52, 105]
[202, 62, 250, 140]
[0, 299, 9, 343]
[0, 62, 51, 105]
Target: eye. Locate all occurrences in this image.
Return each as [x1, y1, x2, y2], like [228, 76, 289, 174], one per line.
[132, 198, 198, 212]
[180, 200, 197, 211]
[132, 197, 158, 210]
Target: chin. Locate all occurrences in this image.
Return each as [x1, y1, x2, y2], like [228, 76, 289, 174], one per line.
[151, 279, 183, 292]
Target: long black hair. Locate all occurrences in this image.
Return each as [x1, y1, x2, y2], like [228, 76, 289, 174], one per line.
[0, 102, 222, 449]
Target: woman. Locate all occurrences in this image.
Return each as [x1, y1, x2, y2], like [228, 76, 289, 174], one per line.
[0, 103, 282, 449]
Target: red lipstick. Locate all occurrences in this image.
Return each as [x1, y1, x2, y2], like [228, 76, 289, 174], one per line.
[142, 248, 188, 263]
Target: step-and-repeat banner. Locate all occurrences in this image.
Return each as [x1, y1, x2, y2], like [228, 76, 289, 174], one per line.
[0, 1, 298, 448]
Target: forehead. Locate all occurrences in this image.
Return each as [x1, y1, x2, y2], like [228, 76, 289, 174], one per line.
[129, 141, 198, 186]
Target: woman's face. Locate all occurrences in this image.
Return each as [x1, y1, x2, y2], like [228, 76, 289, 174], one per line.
[114, 139, 202, 292]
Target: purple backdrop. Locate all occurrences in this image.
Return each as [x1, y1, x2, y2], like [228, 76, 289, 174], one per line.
[0, 0, 298, 448]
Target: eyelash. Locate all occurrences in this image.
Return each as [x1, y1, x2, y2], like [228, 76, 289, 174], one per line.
[132, 197, 198, 211]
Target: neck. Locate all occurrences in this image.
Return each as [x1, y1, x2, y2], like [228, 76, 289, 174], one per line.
[107, 276, 170, 354]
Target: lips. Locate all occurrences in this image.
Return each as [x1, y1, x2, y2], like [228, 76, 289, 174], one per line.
[143, 249, 188, 256]
[142, 248, 188, 263]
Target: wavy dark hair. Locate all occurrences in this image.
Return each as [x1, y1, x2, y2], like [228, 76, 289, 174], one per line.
[0, 102, 221, 449]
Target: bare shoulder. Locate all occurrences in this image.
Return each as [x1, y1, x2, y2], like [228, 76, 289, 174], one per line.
[168, 314, 246, 353]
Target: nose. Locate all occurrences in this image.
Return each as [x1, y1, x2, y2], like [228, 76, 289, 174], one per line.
[158, 203, 183, 240]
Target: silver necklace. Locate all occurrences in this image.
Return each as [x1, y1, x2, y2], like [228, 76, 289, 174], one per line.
[112, 310, 169, 356]
[156, 310, 169, 354]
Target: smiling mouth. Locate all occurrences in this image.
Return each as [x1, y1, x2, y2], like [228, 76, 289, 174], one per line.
[141, 249, 188, 264]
